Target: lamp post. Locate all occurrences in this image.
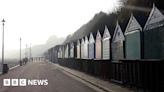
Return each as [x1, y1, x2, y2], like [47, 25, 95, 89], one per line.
[20, 38, 22, 66]
[29, 43, 32, 62]
[1, 19, 5, 73]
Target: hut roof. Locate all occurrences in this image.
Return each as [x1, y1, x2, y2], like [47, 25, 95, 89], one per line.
[125, 14, 142, 35]
[144, 4, 164, 30]
[112, 22, 125, 42]
[62, 1, 164, 45]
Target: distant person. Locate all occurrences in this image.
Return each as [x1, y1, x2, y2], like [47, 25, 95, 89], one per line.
[31, 58, 33, 62]
[24, 57, 28, 64]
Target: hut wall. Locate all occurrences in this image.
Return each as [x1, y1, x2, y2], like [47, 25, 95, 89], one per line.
[84, 38, 89, 59]
[59, 48, 62, 58]
[70, 43, 74, 58]
[102, 39, 110, 59]
[77, 44, 81, 58]
[84, 43, 88, 59]
[64, 45, 69, 58]
[70, 47, 74, 58]
[112, 41, 124, 60]
[58, 50, 61, 58]
[74, 43, 77, 58]
[125, 31, 141, 60]
[81, 41, 84, 59]
[62, 47, 65, 58]
[143, 5, 164, 59]
[96, 39, 102, 59]
[88, 43, 95, 59]
[144, 25, 164, 59]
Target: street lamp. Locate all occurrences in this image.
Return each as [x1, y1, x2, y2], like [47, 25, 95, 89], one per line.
[1, 19, 5, 73]
[29, 43, 32, 62]
[20, 38, 22, 66]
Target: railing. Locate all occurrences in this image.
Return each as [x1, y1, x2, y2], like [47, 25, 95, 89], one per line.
[57, 58, 164, 92]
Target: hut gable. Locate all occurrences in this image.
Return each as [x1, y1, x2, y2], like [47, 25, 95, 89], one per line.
[64, 44, 69, 58]
[144, 4, 164, 30]
[96, 30, 102, 59]
[85, 36, 89, 43]
[81, 38, 85, 45]
[71, 42, 74, 48]
[77, 40, 81, 58]
[70, 42, 74, 58]
[89, 33, 95, 43]
[125, 14, 142, 35]
[112, 22, 125, 43]
[103, 26, 111, 40]
[84, 36, 89, 59]
[77, 40, 80, 46]
[81, 38, 85, 59]
[96, 30, 102, 40]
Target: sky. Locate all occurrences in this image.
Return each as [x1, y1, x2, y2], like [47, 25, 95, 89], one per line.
[0, 0, 122, 52]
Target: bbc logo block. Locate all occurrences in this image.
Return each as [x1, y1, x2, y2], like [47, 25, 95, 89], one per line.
[11, 79, 18, 86]
[3, 79, 10, 86]
[3, 79, 27, 86]
[3, 79, 48, 86]
[19, 79, 26, 86]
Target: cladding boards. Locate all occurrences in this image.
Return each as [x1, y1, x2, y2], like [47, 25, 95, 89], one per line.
[84, 36, 89, 59]
[70, 43, 74, 58]
[112, 22, 125, 60]
[96, 40, 102, 59]
[144, 5, 164, 59]
[77, 40, 81, 58]
[144, 5, 164, 30]
[81, 39, 85, 59]
[112, 41, 124, 60]
[102, 26, 111, 60]
[96, 31, 102, 59]
[125, 31, 141, 60]
[64, 45, 69, 58]
[103, 39, 110, 59]
[125, 14, 142, 60]
[88, 43, 95, 59]
[144, 26, 164, 59]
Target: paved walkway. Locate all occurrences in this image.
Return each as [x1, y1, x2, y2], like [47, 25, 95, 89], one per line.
[0, 61, 98, 92]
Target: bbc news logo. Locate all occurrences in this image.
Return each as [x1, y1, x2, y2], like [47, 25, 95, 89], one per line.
[3, 79, 48, 86]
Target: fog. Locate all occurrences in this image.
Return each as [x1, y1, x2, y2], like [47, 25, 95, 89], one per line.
[0, 0, 122, 59]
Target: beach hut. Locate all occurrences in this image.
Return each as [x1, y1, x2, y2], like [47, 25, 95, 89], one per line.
[112, 22, 125, 61]
[81, 38, 85, 59]
[84, 36, 89, 59]
[102, 26, 111, 59]
[95, 30, 102, 59]
[53, 45, 60, 63]
[62, 46, 65, 58]
[88, 32, 95, 59]
[77, 40, 81, 59]
[70, 42, 74, 58]
[144, 4, 164, 59]
[58, 47, 62, 58]
[57, 47, 60, 58]
[125, 14, 143, 60]
[64, 44, 69, 58]
[48, 48, 53, 62]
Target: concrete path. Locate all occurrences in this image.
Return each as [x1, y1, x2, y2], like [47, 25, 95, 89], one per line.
[0, 61, 100, 92]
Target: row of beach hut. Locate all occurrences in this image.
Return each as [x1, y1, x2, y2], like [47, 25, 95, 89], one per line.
[56, 5, 164, 61]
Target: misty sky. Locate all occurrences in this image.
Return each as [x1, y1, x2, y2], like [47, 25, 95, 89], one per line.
[0, 0, 121, 52]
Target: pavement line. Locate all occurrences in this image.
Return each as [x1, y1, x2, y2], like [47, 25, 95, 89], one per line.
[0, 65, 20, 74]
[9, 65, 20, 70]
[62, 69, 106, 92]
[61, 67, 113, 92]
